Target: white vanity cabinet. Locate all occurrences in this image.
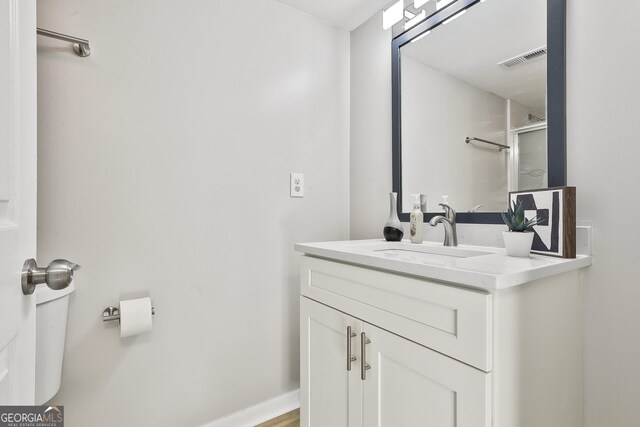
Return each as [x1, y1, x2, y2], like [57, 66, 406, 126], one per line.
[361, 322, 490, 427]
[298, 250, 585, 427]
[300, 298, 490, 427]
[300, 297, 363, 427]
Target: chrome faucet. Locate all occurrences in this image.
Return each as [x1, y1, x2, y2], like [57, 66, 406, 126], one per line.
[428, 203, 458, 246]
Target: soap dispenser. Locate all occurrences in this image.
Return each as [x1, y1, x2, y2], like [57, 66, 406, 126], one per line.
[410, 194, 423, 244]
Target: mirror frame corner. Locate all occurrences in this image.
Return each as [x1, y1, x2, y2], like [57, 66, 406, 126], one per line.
[391, 0, 566, 224]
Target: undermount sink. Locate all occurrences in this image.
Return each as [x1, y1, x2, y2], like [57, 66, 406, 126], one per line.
[345, 241, 491, 266]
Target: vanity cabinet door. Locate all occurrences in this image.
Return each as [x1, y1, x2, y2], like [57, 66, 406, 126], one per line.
[300, 297, 363, 427]
[361, 323, 491, 427]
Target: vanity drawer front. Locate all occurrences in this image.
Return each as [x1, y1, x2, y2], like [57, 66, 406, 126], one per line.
[300, 256, 492, 371]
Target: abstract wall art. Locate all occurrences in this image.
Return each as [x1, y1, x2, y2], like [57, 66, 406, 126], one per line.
[508, 187, 576, 258]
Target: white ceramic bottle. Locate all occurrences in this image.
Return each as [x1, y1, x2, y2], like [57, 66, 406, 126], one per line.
[409, 194, 423, 244]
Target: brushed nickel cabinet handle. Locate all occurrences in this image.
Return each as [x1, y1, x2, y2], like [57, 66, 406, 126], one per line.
[347, 326, 357, 371]
[360, 332, 371, 380]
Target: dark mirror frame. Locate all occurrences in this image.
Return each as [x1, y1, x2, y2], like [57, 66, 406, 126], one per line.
[392, 0, 566, 224]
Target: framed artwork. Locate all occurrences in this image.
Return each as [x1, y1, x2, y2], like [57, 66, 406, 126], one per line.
[508, 187, 576, 258]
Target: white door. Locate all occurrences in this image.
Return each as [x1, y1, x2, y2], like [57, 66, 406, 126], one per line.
[0, 0, 37, 405]
[362, 324, 491, 427]
[300, 297, 363, 427]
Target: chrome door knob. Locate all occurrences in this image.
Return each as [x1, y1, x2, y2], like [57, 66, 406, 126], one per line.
[22, 258, 80, 295]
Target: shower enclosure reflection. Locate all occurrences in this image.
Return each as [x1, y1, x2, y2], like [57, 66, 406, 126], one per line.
[513, 124, 547, 191]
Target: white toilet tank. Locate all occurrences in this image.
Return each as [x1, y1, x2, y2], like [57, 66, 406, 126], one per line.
[35, 280, 75, 405]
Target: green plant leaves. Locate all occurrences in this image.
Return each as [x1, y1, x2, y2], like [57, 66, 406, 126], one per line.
[502, 199, 540, 232]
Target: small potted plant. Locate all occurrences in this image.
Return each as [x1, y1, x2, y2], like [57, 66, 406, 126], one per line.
[501, 200, 540, 257]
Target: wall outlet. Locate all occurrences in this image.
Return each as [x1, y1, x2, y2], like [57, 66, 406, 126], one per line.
[290, 173, 304, 198]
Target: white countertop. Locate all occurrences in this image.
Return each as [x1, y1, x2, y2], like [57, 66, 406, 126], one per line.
[295, 239, 592, 291]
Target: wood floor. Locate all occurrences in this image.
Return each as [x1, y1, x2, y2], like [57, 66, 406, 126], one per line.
[255, 409, 300, 427]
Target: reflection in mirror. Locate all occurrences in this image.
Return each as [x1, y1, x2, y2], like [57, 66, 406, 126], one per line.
[400, 0, 547, 214]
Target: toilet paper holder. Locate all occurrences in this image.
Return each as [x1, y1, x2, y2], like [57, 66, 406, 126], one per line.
[102, 304, 155, 323]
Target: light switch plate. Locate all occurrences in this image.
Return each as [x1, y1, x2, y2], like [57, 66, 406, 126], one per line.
[290, 173, 304, 198]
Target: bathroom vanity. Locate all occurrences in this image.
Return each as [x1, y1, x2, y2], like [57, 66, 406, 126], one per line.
[296, 240, 591, 426]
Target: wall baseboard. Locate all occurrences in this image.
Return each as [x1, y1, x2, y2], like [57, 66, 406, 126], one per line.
[201, 389, 300, 427]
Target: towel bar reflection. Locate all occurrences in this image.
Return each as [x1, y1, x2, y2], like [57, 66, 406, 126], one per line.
[102, 305, 155, 323]
[37, 28, 91, 57]
[465, 136, 510, 152]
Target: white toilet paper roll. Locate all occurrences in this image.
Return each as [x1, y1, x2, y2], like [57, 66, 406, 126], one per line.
[119, 297, 153, 338]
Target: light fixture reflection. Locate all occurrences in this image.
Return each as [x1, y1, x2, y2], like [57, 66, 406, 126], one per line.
[436, 0, 455, 10]
[410, 31, 432, 43]
[442, 9, 466, 25]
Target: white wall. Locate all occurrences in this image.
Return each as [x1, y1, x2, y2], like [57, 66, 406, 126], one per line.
[401, 56, 508, 212]
[349, 13, 392, 239]
[36, 1, 350, 426]
[567, 1, 640, 425]
[350, 2, 640, 424]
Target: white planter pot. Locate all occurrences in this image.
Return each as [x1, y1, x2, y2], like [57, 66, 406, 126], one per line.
[503, 231, 534, 257]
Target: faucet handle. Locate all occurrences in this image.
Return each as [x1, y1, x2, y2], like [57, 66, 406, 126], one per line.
[438, 203, 456, 220]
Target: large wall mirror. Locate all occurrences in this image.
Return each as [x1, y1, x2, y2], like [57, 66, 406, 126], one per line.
[392, 0, 566, 223]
